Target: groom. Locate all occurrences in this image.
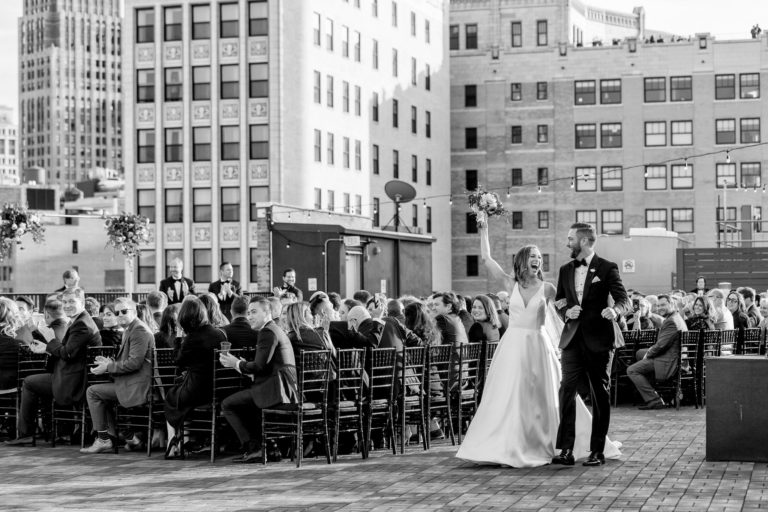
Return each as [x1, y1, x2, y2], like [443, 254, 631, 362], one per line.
[552, 223, 630, 467]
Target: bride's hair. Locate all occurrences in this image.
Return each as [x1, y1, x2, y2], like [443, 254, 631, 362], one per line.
[513, 245, 543, 282]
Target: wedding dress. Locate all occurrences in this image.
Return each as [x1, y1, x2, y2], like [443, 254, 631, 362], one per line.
[455, 282, 621, 467]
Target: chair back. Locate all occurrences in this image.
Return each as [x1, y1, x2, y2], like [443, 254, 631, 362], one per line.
[739, 328, 762, 355]
[427, 344, 453, 397]
[401, 346, 426, 397]
[153, 347, 178, 401]
[366, 347, 396, 405]
[212, 348, 251, 402]
[335, 349, 365, 404]
[17, 346, 48, 389]
[297, 350, 332, 407]
[483, 341, 498, 373]
[456, 342, 483, 396]
[635, 329, 658, 351]
[84, 346, 117, 386]
[701, 329, 721, 358]
[679, 330, 700, 374]
[719, 329, 737, 356]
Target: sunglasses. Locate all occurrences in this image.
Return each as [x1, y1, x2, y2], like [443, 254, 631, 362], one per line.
[115, 308, 135, 316]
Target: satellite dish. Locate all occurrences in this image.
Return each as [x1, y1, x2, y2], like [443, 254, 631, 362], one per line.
[385, 180, 417, 204]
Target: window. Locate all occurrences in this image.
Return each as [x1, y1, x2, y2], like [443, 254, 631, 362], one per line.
[327, 190, 335, 212]
[342, 137, 350, 168]
[393, 99, 398, 127]
[465, 127, 478, 149]
[511, 82, 522, 101]
[344, 193, 352, 214]
[249, 63, 268, 98]
[536, 20, 547, 46]
[410, 11, 416, 36]
[644, 77, 666, 102]
[602, 210, 623, 234]
[354, 140, 361, 170]
[313, 71, 321, 103]
[137, 130, 155, 163]
[575, 124, 596, 149]
[715, 74, 735, 100]
[372, 39, 378, 69]
[411, 204, 418, 227]
[671, 120, 693, 145]
[193, 249, 212, 283]
[137, 190, 155, 222]
[671, 164, 693, 189]
[249, 125, 268, 159]
[372, 92, 379, 121]
[354, 31, 361, 62]
[221, 248, 241, 281]
[326, 75, 334, 107]
[192, 5, 210, 39]
[221, 126, 239, 160]
[449, 25, 459, 50]
[314, 129, 321, 162]
[715, 119, 736, 144]
[411, 57, 417, 85]
[600, 79, 621, 104]
[137, 69, 154, 102]
[645, 209, 667, 229]
[575, 167, 596, 191]
[542, 254, 550, 273]
[754, 207, 763, 233]
[600, 123, 622, 148]
[741, 118, 761, 143]
[740, 73, 760, 99]
[220, 3, 239, 38]
[392, 150, 399, 178]
[466, 212, 478, 234]
[193, 188, 212, 222]
[372, 144, 379, 174]
[465, 24, 478, 49]
[164, 128, 182, 162]
[601, 167, 622, 191]
[426, 159, 432, 185]
[326, 18, 334, 51]
[249, 248, 259, 282]
[426, 111, 431, 138]
[576, 210, 597, 226]
[326, 132, 334, 165]
[511, 211, 523, 229]
[425, 19, 430, 43]
[538, 211, 549, 229]
[536, 82, 547, 100]
[511, 168, 523, 186]
[341, 26, 350, 58]
[425, 64, 431, 90]
[644, 122, 666, 146]
[426, 206, 432, 233]
[164, 6, 182, 41]
[716, 207, 737, 231]
[342, 81, 349, 112]
[672, 208, 693, 233]
[741, 162, 761, 188]
[192, 66, 211, 100]
[391, 1, 397, 26]
[537, 167, 548, 186]
[373, 197, 380, 227]
[511, 21, 522, 47]
[392, 49, 398, 77]
[138, 250, 156, 284]
[355, 195, 362, 215]
[467, 255, 479, 277]
[465, 170, 478, 191]
[411, 106, 417, 134]
[220, 64, 239, 99]
[716, 163, 737, 188]
[670, 76, 692, 101]
[372, 0, 378, 17]
[165, 189, 183, 222]
[511, 126, 522, 144]
[313, 12, 321, 45]
[221, 187, 240, 221]
[314, 188, 322, 210]
[645, 165, 666, 190]
[574, 80, 595, 105]
[164, 68, 182, 101]
[136, 8, 154, 43]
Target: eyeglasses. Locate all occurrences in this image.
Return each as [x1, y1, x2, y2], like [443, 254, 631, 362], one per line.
[726, 298, 738, 304]
[115, 308, 135, 316]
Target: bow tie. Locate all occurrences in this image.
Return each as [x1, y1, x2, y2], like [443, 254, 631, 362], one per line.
[574, 259, 588, 267]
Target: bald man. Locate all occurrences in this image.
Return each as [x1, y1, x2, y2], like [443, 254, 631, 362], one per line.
[346, 306, 382, 349]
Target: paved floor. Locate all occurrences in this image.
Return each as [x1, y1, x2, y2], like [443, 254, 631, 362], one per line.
[0, 406, 765, 511]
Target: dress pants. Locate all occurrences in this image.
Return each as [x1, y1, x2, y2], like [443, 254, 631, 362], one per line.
[221, 389, 262, 450]
[86, 383, 119, 437]
[626, 349, 661, 404]
[18, 373, 54, 437]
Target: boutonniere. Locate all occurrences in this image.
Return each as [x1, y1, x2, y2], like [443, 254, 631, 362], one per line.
[589, 268, 596, 273]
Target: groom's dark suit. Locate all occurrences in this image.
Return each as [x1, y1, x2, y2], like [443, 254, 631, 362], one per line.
[555, 254, 630, 454]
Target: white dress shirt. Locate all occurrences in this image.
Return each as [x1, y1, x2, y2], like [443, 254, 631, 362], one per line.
[574, 253, 595, 304]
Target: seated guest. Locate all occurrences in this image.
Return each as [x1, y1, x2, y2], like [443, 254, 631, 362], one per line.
[38, 298, 70, 344]
[221, 296, 258, 349]
[468, 295, 501, 344]
[353, 290, 372, 306]
[685, 296, 716, 331]
[627, 295, 687, 410]
[386, 299, 405, 324]
[338, 299, 361, 322]
[284, 302, 327, 358]
[266, 297, 283, 328]
[725, 291, 750, 329]
[627, 298, 663, 330]
[741, 287, 763, 328]
[366, 295, 386, 322]
[432, 292, 469, 349]
[0, 298, 23, 392]
[163, 297, 227, 458]
[208, 262, 242, 320]
[136, 303, 158, 333]
[380, 300, 423, 352]
[486, 294, 508, 336]
[308, 294, 338, 352]
[7, 287, 102, 445]
[497, 291, 510, 315]
[13, 295, 36, 344]
[84, 298, 103, 330]
[707, 289, 733, 330]
[98, 304, 123, 347]
[404, 302, 440, 346]
[146, 291, 168, 328]
[199, 293, 229, 328]
[154, 304, 181, 350]
[344, 306, 383, 349]
[219, 297, 299, 463]
[80, 297, 154, 454]
[327, 292, 342, 313]
[455, 294, 474, 335]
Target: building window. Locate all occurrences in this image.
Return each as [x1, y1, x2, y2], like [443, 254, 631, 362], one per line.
[511, 21, 522, 47]
[449, 24, 459, 50]
[716, 163, 737, 188]
[644, 77, 666, 102]
[670, 76, 692, 101]
[327, 190, 335, 212]
[372, 0, 378, 17]
[355, 195, 362, 215]
[137, 130, 155, 163]
[425, 64, 431, 90]
[165, 189, 183, 223]
[425, 19, 431, 43]
[164, 128, 182, 162]
[741, 162, 761, 188]
[326, 132, 334, 165]
[137, 69, 154, 102]
[372, 144, 379, 174]
[536, 81, 547, 100]
[393, 99, 399, 127]
[221, 248, 241, 281]
[576, 210, 597, 226]
[466, 212, 477, 234]
[601, 210, 623, 235]
[645, 209, 667, 229]
[354, 140, 361, 170]
[249, 63, 268, 98]
[671, 208, 693, 233]
[465, 169, 478, 191]
[542, 254, 550, 273]
[246, 0, 268, 36]
[426, 111, 431, 138]
[372, 92, 379, 121]
[342, 137, 350, 168]
[426, 206, 432, 233]
[354, 85, 362, 115]
[192, 4, 211, 39]
[392, 49, 398, 77]
[410, 11, 416, 36]
[326, 18, 334, 51]
[715, 74, 735, 100]
[393, 150, 399, 178]
[354, 30, 361, 62]
[465, 24, 478, 49]
[138, 250, 156, 284]
[537, 125, 548, 143]
[538, 211, 549, 229]
[600, 123, 622, 148]
[600, 79, 621, 104]
[314, 129, 321, 162]
[741, 118, 761, 143]
[467, 255, 479, 277]
[192, 66, 211, 100]
[574, 80, 595, 105]
[716, 207, 737, 231]
[249, 125, 268, 159]
[511, 211, 523, 229]
[537, 167, 549, 186]
[344, 193, 352, 214]
[326, 75, 334, 107]
[511, 168, 523, 186]
[313, 71, 322, 104]
[671, 120, 693, 145]
[411, 106, 417, 134]
[645, 165, 667, 190]
[221, 187, 240, 221]
[220, 64, 239, 99]
[740, 73, 760, 99]
[644, 121, 666, 146]
[511, 82, 522, 101]
[313, 12, 321, 45]
[193, 249, 212, 283]
[193, 188, 212, 222]
[249, 248, 259, 282]
[372, 39, 379, 69]
[601, 166, 622, 191]
[163, 6, 182, 41]
[511, 125, 522, 144]
[575, 124, 596, 149]
[136, 8, 154, 43]
[426, 158, 432, 185]
[221, 126, 239, 160]
[373, 197, 380, 227]
[137, 190, 155, 222]
[411, 57, 417, 85]
[575, 167, 597, 191]
[465, 127, 478, 149]
[391, 1, 397, 26]
[164, 68, 182, 101]
[671, 164, 693, 189]
[715, 119, 736, 144]
[314, 188, 322, 210]
[536, 20, 547, 46]
[220, 3, 239, 38]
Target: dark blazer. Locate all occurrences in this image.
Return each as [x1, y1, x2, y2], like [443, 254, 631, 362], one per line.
[288, 326, 326, 360]
[328, 321, 357, 349]
[45, 310, 102, 406]
[107, 319, 154, 408]
[457, 310, 474, 335]
[379, 317, 423, 352]
[238, 320, 299, 409]
[556, 255, 631, 352]
[208, 279, 242, 319]
[159, 276, 195, 305]
[0, 334, 22, 390]
[468, 320, 500, 344]
[100, 328, 123, 347]
[732, 310, 750, 329]
[746, 304, 763, 328]
[33, 318, 69, 345]
[435, 314, 468, 347]
[221, 317, 259, 349]
[645, 312, 687, 381]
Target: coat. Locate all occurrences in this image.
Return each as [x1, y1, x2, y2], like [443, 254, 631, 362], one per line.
[46, 310, 102, 406]
[107, 318, 154, 408]
[159, 276, 195, 304]
[238, 321, 299, 409]
[221, 317, 259, 349]
[645, 312, 687, 381]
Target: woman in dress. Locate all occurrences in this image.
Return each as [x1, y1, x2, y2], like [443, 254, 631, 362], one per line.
[467, 295, 501, 344]
[685, 296, 716, 331]
[456, 214, 620, 467]
[725, 291, 750, 329]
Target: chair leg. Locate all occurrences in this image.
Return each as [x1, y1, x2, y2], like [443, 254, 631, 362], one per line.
[146, 402, 153, 457]
[323, 414, 332, 465]
[399, 402, 405, 455]
[456, 398, 463, 445]
[296, 416, 303, 468]
[261, 412, 267, 465]
[210, 405, 217, 464]
[357, 410, 365, 459]
[50, 404, 57, 448]
[419, 406, 427, 452]
[332, 410, 340, 463]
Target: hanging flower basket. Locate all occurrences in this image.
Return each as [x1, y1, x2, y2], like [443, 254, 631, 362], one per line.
[0, 204, 45, 262]
[104, 212, 151, 263]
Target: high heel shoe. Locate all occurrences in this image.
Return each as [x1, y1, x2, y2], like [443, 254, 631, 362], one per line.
[164, 436, 183, 460]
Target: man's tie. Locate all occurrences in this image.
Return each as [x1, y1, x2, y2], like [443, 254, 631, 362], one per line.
[574, 259, 587, 267]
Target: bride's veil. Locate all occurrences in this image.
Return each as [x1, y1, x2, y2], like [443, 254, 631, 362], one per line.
[544, 301, 564, 354]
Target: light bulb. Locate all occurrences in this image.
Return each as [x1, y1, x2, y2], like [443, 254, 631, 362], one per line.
[506, 187, 511, 198]
[726, 150, 731, 164]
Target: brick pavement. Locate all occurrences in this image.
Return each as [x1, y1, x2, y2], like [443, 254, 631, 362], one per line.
[0, 406, 767, 511]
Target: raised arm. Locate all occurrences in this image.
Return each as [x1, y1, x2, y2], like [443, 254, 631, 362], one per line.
[479, 222, 514, 287]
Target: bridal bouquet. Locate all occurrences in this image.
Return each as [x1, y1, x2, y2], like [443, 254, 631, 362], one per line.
[467, 187, 508, 227]
[0, 204, 46, 262]
[104, 212, 151, 263]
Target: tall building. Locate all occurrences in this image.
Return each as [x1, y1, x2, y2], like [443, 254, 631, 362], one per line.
[124, 0, 451, 295]
[0, 106, 19, 186]
[19, 0, 123, 187]
[450, 0, 768, 294]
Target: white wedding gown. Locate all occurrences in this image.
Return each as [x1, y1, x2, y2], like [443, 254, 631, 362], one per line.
[455, 282, 621, 467]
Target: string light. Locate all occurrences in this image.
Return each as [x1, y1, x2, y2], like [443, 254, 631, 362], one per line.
[644, 168, 648, 178]
[537, 186, 542, 193]
[286, 241, 291, 249]
[287, 211, 291, 220]
[569, 178, 574, 189]
[449, 195, 453, 205]
[683, 158, 688, 172]
[423, 198, 427, 209]
[506, 187, 511, 198]
[726, 150, 730, 164]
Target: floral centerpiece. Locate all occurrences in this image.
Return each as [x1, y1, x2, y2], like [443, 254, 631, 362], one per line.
[104, 212, 151, 264]
[0, 204, 45, 262]
[467, 187, 508, 227]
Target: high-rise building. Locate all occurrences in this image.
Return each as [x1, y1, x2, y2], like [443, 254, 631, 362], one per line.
[19, 0, 123, 187]
[0, 106, 19, 186]
[124, 0, 451, 295]
[450, 0, 768, 294]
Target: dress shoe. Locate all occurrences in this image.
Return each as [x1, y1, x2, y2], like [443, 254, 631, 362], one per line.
[638, 399, 666, 410]
[551, 449, 575, 466]
[124, 435, 146, 452]
[80, 438, 114, 454]
[164, 436, 183, 460]
[232, 450, 263, 463]
[583, 451, 605, 466]
[4, 435, 34, 446]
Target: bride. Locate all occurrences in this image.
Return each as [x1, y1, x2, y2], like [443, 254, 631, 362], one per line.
[455, 214, 620, 467]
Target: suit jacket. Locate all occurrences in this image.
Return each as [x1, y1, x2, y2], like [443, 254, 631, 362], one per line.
[746, 304, 763, 328]
[0, 334, 22, 390]
[221, 317, 259, 349]
[159, 276, 195, 305]
[33, 318, 69, 345]
[208, 280, 242, 319]
[645, 312, 686, 381]
[556, 255, 631, 352]
[45, 310, 102, 406]
[238, 321, 299, 409]
[107, 319, 154, 408]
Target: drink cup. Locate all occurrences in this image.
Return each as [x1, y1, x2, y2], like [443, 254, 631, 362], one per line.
[220, 341, 231, 355]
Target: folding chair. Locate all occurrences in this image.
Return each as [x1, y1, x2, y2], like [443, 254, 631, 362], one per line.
[329, 348, 365, 461]
[425, 344, 455, 448]
[363, 347, 396, 457]
[453, 342, 483, 444]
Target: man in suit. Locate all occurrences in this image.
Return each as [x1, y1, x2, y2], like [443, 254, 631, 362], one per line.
[159, 258, 195, 305]
[742, 287, 763, 328]
[208, 261, 242, 320]
[7, 287, 102, 445]
[272, 268, 303, 302]
[219, 296, 298, 462]
[345, 306, 383, 349]
[627, 295, 686, 410]
[31, 298, 70, 344]
[222, 295, 259, 349]
[552, 223, 630, 467]
[80, 297, 154, 453]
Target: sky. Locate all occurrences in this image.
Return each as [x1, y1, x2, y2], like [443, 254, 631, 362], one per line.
[0, 0, 763, 120]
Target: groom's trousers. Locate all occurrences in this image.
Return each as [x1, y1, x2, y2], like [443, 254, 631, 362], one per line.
[556, 330, 613, 453]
